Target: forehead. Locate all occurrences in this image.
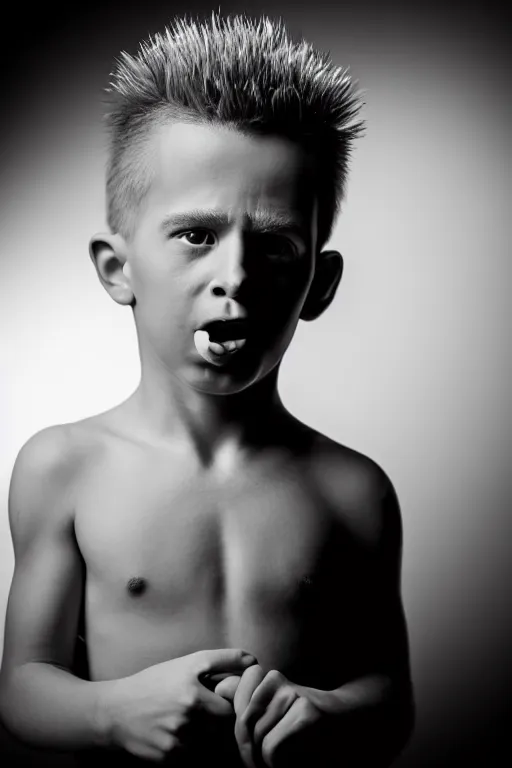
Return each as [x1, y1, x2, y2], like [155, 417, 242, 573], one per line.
[140, 121, 316, 227]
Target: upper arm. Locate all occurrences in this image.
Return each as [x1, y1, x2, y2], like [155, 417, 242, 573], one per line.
[330, 464, 414, 760]
[327, 456, 412, 685]
[354, 468, 415, 736]
[1, 426, 84, 678]
[364, 475, 410, 679]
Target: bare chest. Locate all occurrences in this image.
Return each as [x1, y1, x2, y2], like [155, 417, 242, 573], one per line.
[74, 452, 334, 616]
[71, 440, 367, 686]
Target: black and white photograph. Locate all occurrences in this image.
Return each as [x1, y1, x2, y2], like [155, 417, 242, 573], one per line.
[0, 2, 509, 766]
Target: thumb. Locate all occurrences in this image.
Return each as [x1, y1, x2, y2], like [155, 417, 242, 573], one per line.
[215, 675, 240, 702]
[193, 648, 257, 677]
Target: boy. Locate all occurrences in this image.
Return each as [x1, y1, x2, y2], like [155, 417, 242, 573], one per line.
[0, 12, 414, 768]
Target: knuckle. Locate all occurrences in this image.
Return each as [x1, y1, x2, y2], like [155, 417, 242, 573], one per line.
[293, 699, 307, 722]
[168, 715, 179, 732]
[160, 734, 174, 752]
[282, 684, 295, 699]
[244, 662, 262, 678]
[266, 668, 283, 684]
[181, 686, 199, 711]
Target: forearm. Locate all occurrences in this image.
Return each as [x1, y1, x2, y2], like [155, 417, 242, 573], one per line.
[299, 674, 414, 766]
[0, 662, 114, 751]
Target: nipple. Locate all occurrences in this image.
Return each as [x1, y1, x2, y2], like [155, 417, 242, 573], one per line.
[127, 576, 147, 595]
[194, 329, 246, 365]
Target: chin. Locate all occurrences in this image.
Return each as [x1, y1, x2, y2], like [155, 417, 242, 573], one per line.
[184, 370, 259, 396]
[182, 357, 278, 396]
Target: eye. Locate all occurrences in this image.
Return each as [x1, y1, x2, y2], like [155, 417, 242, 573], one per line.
[176, 230, 215, 247]
[258, 235, 298, 261]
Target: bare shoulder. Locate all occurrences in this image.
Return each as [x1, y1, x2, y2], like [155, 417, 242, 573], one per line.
[9, 395, 160, 533]
[11, 417, 100, 488]
[13, 399, 131, 471]
[8, 425, 73, 547]
[295, 423, 402, 550]
[8, 410, 118, 539]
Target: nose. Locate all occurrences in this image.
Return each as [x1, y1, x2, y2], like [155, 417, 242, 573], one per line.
[209, 235, 247, 298]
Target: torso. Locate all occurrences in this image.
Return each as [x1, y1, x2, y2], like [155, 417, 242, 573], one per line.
[67, 403, 386, 764]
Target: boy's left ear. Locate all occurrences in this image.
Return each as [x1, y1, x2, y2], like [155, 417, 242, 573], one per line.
[300, 250, 344, 321]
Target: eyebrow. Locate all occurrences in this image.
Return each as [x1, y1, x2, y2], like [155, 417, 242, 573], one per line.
[160, 209, 308, 243]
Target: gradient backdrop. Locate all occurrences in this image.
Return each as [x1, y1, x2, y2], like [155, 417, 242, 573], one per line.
[0, 1, 510, 765]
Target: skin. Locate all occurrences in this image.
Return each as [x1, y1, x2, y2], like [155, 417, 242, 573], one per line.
[0, 121, 414, 766]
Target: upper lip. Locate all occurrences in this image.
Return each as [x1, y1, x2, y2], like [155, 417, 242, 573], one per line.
[197, 316, 251, 341]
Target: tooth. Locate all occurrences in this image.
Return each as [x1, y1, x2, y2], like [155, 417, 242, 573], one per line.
[194, 330, 211, 361]
[209, 341, 227, 355]
[194, 330, 247, 362]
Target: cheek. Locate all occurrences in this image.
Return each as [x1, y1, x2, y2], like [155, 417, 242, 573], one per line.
[132, 252, 189, 303]
[133, 272, 191, 339]
[263, 261, 313, 313]
[255, 289, 307, 356]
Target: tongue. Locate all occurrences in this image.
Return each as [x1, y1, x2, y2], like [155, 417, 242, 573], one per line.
[208, 340, 226, 355]
[194, 330, 246, 364]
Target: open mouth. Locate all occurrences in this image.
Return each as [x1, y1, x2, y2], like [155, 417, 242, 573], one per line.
[194, 319, 250, 364]
[199, 319, 250, 342]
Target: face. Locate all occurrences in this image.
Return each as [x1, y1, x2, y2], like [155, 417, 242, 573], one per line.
[93, 121, 341, 395]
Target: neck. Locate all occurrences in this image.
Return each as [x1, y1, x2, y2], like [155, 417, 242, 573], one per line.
[127, 361, 288, 464]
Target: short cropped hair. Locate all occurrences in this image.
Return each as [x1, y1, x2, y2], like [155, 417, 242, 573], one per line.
[106, 12, 364, 249]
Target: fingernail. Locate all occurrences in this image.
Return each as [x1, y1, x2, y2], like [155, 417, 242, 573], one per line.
[242, 653, 257, 662]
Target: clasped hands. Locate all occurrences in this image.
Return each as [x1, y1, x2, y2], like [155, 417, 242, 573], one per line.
[212, 663, 325, 768]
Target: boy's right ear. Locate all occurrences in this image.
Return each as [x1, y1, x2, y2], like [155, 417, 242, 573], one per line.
[89, 232, 135, 306]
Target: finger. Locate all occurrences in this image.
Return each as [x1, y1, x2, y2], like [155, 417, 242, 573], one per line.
[239, 672, 282, 728]
[206, 671, 240, 685]
[152, 730, 184, 754]
[260, 698, 321, 768]
[233, 666, 266, 768]
[215, 675, 241, 702]
[238, 669, 293, 749]
[234, 665, 265, 717]
[193, 648, 257, 678]
[201, 671, 240, 693]
[198, 684, 239, 717]
[252, 688, 298, 749]
[127, 742, 168, 762]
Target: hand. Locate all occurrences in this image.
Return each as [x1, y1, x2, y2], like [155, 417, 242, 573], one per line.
[103, 648, 256, 762]
[215, 666, 323, 768]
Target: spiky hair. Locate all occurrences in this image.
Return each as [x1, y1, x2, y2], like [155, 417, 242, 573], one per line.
[106, 12, 365, 247]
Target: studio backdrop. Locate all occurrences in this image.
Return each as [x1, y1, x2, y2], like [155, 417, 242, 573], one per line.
[0, 1, 510, 766]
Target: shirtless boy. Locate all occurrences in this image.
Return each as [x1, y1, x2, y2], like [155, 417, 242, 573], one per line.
[0, 13, 414, 768]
